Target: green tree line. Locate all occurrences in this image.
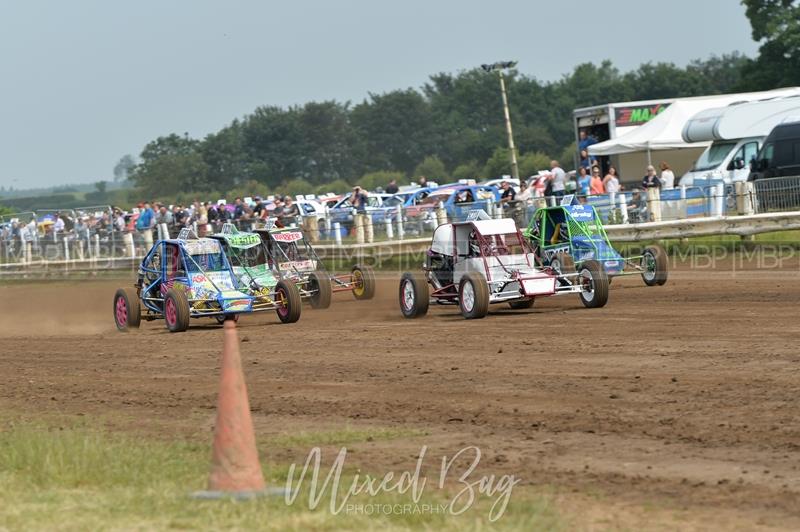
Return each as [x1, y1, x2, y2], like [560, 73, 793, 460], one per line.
[130, 1, 799, 199]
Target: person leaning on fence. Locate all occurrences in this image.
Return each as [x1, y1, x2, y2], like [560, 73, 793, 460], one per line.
[385, 179, 399, 194]
[641, 165, 661, 189]
[627, 190, 648, 222]
[577, 167, 591, 196]
[659, 162, 675, 190]
[155, 205, 173, 226]
[603, 166, 620, 194]
[135, 202, 155, 232]
[279, 196, 300, 227]
[499, 181, 516, 207]
[590, 167, 605, 195]
[113, 209, 126, 232]
[548, 160, 567, 198]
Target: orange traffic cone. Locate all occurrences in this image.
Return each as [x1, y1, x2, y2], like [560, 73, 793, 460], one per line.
[193, 318, 268, 499]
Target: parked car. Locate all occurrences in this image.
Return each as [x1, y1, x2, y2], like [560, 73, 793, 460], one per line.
[326, 192, 393, 226]
[403, 185, 500, 232]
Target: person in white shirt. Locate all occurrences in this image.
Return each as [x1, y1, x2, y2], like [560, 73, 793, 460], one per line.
[603, 166, 621, 194]
[659, 162, 675, 190]
[549, 160, 566, 198]
[53, 215, 65, 234]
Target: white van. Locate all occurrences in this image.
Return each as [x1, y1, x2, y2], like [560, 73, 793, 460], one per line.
[679, 93, 800, 187]
[679, 137, 761, 186]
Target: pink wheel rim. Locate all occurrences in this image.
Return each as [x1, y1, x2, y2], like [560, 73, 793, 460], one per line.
[115, 296, 127, 327]
[276, 288, 289, 317]
[165, 298, 177, 326]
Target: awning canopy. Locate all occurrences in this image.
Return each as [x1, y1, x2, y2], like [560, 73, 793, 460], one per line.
[588, 88, 800, 156]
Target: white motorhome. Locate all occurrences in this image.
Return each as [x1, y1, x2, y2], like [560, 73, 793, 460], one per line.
[679, 92, 800, 186]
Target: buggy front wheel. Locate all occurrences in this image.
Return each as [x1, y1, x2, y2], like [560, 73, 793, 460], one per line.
[641, 244, 668, 286]
[274, 280, 302, 323]
[399, 272, 429, 319]
[164, 288, 191, 332]
[459, 272, 489, 319]
[578, 260, 609, 309]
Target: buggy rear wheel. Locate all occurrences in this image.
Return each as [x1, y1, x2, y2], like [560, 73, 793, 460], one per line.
[351, 265, 376, 300]
[308, 271, 332, 309]
[275, 280, 301, 323]
[508, 298, 534, 310]
[164, 288, 190, 332]
[399, 272, 429, 319]
[459, 272, 489, 319]
[578, 260, 609, 309]
[641, 244, 668, 286]
[113, 287, 141, 331]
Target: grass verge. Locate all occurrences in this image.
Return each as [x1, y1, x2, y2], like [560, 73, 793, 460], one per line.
[0, 418, 563, 531]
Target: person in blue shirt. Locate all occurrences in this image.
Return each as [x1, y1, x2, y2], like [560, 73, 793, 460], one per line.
[135, 202, 154, 231]
[579, 149, 596, 172]
[578, 130, 597, 152]
[577, 167, 591, 196]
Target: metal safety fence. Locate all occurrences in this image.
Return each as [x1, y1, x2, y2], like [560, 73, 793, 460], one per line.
[2, 177, 799, 269]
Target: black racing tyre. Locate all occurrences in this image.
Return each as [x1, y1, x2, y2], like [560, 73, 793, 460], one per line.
[164, 288, 191, 332]
[308, 271, 332, 309]
[215, 314, 239, 324]
[399, 272, 429, 319]
[641, 244, 668, 286]
[275, 280, 302, 323]
[578, 260, 609, 309]
[508, 299, 535, 310]
[351, 264, 376, 300]
[459, 272, 490, 319]
[550, 251, 575, 275]
[113, 287, 141, 331]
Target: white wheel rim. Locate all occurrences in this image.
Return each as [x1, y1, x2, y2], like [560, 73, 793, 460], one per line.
[551, 259, 561, 273]
[462, 282, 475, 312]
[581, 270, 595, 302]
[402, 280, 415, 310]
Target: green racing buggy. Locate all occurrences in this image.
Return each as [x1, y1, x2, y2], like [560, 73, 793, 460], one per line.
[522, 200, 668, 286]
[210, 222, 375, 309]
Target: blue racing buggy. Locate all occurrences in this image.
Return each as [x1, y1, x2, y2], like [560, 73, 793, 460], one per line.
[523, 200, 668, 286]
[112, 228, 301, 332]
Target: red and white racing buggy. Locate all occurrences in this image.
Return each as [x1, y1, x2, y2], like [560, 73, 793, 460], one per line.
[399, 214, 610, 319]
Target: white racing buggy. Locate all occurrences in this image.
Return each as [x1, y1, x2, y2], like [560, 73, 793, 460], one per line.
[399, 212, 610, 319]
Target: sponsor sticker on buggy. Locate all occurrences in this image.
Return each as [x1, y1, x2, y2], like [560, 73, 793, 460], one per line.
[565, 205, 595, 222]
[183, 239, 222, 255]
[226, 233, 261, 248]
[223, 298, 252, 312]
[272, 231, 304, 242]
[198, 271, 237, 291]
[521, 276, 556, 296]
[278, 259, 316, 271]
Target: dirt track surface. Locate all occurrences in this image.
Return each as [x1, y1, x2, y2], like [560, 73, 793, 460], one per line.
[2, 261, 800, 529]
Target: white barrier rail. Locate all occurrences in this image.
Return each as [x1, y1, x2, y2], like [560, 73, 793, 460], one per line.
[3, 210, 800, 276]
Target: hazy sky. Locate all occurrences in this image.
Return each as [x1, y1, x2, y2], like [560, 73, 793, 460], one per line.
[0, 0, 759, 189]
